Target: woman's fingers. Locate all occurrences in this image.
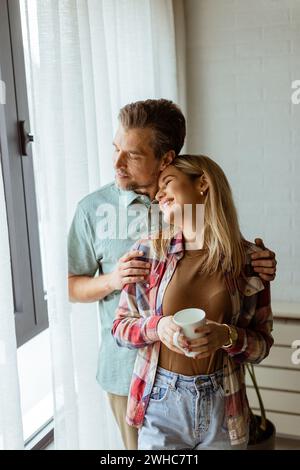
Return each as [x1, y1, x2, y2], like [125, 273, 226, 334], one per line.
[162, 331, 189, 354]
[163, 331, 182, 346]
[190, 344, 210, 354]
[194, 325, 210, 335]
[162, 336, 187, 355]
[188, 335, 209, 348]
[161, 332, 214, 357]
[173, 332, 190, 349]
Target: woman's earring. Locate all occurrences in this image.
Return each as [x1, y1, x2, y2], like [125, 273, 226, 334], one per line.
[200, 191, 204, 196]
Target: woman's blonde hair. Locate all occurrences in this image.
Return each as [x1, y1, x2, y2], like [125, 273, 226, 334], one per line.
[153, 154, 245, 278]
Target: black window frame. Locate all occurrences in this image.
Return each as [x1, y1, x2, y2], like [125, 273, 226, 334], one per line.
[0, 0, 48, 347]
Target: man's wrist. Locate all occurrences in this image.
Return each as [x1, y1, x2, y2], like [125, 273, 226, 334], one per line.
[103, 272, 116, 296]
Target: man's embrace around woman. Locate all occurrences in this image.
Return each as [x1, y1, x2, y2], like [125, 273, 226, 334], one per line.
[113, 154, 273, 450]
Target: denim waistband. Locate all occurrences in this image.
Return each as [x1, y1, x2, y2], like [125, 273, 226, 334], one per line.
[155, 366, 223, 392]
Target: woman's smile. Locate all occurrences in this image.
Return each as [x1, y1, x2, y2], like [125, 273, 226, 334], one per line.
[159, 198, 175, 211]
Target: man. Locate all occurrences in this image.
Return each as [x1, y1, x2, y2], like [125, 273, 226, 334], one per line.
[68, 99, 276, 450]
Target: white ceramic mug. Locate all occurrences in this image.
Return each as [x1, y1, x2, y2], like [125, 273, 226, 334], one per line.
[173, 308, 206, 358]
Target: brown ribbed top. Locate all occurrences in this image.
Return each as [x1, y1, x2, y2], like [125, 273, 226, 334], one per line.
[159, 249, 232, 375]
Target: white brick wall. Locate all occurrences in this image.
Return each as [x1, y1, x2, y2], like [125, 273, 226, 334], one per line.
[185, 0, 300, 303]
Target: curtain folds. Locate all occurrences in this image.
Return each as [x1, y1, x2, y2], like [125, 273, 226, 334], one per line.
[1, 0, 185, 449]
[0, 104, 24, 450]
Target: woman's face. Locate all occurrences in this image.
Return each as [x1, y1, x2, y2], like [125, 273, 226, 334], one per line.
[156, 166, 203, 225]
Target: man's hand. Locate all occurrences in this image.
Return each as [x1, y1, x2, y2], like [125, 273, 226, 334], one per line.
[109, 250, 150, 291]
[251, 238, 277, 282]
[189, 320, 229, 359]
[157, 316, 189, 355]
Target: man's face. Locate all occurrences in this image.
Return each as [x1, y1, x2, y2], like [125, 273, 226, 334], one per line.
[113, 126, 163, 195]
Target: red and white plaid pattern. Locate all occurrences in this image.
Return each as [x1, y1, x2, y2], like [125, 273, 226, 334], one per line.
[112, 231, 273, 446]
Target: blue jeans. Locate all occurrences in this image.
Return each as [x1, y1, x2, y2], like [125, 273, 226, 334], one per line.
[138, 366, 248, 450]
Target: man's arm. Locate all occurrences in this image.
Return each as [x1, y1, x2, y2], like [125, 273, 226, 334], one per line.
[68, 250, 150, 303]
[251, 238, 277, 282]
[68, 273, 114, 303]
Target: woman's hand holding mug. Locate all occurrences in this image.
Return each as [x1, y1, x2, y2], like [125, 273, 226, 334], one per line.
[188, 320, 230, 359]
[157, 316, 191, 355]
[172, 308, 207, 358]
[157, 309, 230, 359]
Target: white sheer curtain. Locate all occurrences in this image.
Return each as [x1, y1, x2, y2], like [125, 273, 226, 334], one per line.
[16, 0, 185, 450]
[0, 99, 24, 450]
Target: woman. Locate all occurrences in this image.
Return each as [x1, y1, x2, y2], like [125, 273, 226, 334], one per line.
[112, 155, 273, 450]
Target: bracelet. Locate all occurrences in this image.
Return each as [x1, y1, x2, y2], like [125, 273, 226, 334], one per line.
[222, 324, 233, 349]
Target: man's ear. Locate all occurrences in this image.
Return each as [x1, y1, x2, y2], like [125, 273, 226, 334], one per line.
[159, 150, 175, 171]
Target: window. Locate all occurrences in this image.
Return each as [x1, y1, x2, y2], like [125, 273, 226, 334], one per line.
[17, 329, 53, 444]
[0, 0, 53, 447]
[0, 0, 48, 347]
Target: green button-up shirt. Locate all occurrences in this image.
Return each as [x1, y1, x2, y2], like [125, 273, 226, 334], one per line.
[68, 182, 158, 395]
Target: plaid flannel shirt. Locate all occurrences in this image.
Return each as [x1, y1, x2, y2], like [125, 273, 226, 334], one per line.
[112, 231, 273, 446]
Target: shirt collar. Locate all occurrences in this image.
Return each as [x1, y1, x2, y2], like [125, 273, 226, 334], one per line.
[116, 186, 153, 207]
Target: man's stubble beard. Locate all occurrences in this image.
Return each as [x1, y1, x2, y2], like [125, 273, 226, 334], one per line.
[115, 178, 141, 192]
[115, 170, 159, 193]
